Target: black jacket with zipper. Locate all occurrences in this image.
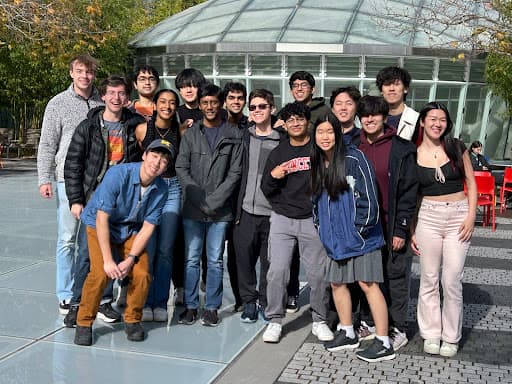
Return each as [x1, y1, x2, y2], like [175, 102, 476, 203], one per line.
[64, 106, 144, 207]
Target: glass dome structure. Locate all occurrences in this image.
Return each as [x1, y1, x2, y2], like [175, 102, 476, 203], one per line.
[130, 0, 511, 160]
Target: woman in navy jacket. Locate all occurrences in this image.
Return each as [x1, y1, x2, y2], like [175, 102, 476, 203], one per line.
[311, 114, 395, 363]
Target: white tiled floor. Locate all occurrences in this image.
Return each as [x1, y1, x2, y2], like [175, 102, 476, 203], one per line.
[0, 172, 266, 383]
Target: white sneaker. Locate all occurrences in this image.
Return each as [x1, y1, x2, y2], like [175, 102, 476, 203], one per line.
[262, 323, 282, 343]
[141, 307, 153, 322]
[439, 341, 458, 357]
[423, 338, 440, 355]
[153, 307, 168, 322]
[312, 321, 334, 341]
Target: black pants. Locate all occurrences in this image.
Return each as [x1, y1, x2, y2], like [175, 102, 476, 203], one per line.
[233, 211, 271, 307]
[234, 211, 300, 308]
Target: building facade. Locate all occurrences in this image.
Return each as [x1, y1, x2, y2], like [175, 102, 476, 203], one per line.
[129, 0, 512, 160]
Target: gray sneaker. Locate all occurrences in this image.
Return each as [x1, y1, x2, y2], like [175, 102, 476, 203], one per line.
[153, 307, 168, 322]
[141, 307, 153, 322]
[390, 327, 408, 351]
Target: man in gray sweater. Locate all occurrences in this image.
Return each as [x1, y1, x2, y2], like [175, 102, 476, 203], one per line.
[37, 54, 103, 314]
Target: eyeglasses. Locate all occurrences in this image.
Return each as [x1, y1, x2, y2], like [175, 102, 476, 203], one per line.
[291, 82, 311, 90]
[248, 104, 270, 111]
[286, 117, 307, 124]
[137, 76, 158, 83]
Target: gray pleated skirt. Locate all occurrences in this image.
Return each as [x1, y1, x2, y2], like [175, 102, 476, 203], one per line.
[324, 249, 384, 284]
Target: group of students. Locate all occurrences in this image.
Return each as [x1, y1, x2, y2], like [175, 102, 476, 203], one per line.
[37, 55, 477, 363]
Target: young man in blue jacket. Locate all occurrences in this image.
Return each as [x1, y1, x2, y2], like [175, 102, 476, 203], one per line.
[74, 139, 174, 346]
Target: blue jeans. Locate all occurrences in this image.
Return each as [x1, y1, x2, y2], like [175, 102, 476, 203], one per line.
[145, 177, 182, 309]
[56, 182, 87, 302]
[183, 219, 229, 310]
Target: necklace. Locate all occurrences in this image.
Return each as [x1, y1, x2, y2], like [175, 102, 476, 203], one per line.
[155, 125, 171, 139]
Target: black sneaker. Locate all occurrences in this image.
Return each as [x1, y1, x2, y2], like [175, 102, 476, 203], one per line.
[286, 295, 299, 313]
[356, 338, 396, 362]
[240, 303, 258, 323]
[74, 326, 92, 346]
[63, 305, 78, 328]
[233, 301, 243, 313]
[201, 310, 219, 327]
[324, 330, 360, 352]
[125, 322, 145, 342]
[59, 301, 70, 315]
[97, 303, 122, 323]
[178, 308, 198, 325]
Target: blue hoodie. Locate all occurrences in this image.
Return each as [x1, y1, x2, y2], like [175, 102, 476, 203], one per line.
[313, 147, 385, 260]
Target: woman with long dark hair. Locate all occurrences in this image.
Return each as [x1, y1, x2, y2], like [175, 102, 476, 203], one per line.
[311, 114, 395, 362]
[411, 102, 477, 357]
[135, 89, 182, 323]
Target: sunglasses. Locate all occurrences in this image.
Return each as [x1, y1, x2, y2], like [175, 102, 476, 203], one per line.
[249, 103, 270, 111]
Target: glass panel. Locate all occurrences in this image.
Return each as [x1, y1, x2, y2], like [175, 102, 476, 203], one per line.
[287, 8, 351, 35]
[174, 16, 234, 43]
[134, 56, 147, 68]
[460, 85, 486, 144]
[223, 30, 280, 43]
[407, 84, 431, 111]
[147, 56, 163, 75]
[250, 55, 282, 76]
[159, 78, 175, 90]
[438, 59, 466, 82]
[230, 9, 291, 30]
[286, 55, 321, 78]
[365, 57, 400, 79]
[484, 97, 511, 160]
[188, 55, 214, 77]
[348, 14, 411, 45]
[302, 0, 360, 7]
[435, 85, 460, 122]
[469, 60, 485, 83]
[325, 56, 360, 78]
[247, 0, 298, 9]
[195, 0, 244, 21]
[164, 56, 186, 77]
[249, 79, 283, 109]
[217, 55, 246, 75]
[403, 58, 434, 81]
[362, 80, 379, 96]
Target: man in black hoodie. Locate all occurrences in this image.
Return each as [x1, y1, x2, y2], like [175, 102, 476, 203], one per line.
[275, 71, 331, 132]
[63, 75, 145, 327]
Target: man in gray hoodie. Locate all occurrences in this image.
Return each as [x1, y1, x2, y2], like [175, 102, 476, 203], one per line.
[37, 54, 103, 314]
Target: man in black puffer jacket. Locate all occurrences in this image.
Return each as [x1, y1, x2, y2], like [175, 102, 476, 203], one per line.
[62, 75, 145, 327]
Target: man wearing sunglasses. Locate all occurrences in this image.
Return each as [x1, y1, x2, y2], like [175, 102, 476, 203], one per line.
[233, 89, 286, 323]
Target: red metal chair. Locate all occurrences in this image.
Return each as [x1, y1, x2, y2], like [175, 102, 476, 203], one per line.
[473, 170, 491, 177]
[475, 174, 496, 231]
[499, 167, 512, 213]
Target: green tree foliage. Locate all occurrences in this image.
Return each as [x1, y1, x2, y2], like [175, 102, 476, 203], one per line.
[0, 0, 205, 141]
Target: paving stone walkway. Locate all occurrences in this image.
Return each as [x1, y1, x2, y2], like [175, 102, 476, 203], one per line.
[277, 218, 512, 384]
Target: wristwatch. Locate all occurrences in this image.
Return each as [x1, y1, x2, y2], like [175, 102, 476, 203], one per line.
[128, 254, 140, 264]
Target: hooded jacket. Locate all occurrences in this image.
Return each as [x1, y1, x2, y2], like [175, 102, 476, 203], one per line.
[176, 120, 243, 222]
[359, 126, 418, 246]
[313, 146, 385, 260]
[234, 124, 287, 222]
[64, 106, 144, 207]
